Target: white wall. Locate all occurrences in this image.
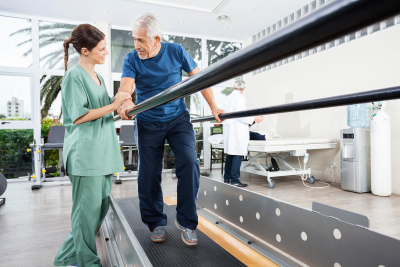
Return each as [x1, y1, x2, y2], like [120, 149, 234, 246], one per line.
[244, 25, 400, 194]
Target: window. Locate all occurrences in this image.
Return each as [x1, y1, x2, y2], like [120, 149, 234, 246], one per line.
[289, 13, 295, 23]
[310, 1, 317, 11]
[0, 75, 32, 121]
[0, 16, 32, 68]
[261, 30, 265, 38]
[296, 9, 302, 20]
[348, 32, 356, 41]
[326, 40, 335, 49]
[319, 0, 326, 6]
[206, 40, 241, 66]
[371, 22, 381, 33]
[272, 24, 276, 32]
[303, 5, 309, 16]
[252, 35, 256, 43]
[359, 27, 368, 37]
[39, 21, 77, 70]
[257, 32, 261, 40]
[383, 17, 395, 29]
[283, 17, 288, 26]
[336, 36, 345, 45]
[266, 27, 271, 35]
[277, 21, 282, 30]
[111, 29, 135, 73]
[163, 34, 202, 76]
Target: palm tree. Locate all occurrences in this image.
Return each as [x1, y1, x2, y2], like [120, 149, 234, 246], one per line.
[40, 75, 62, 118]
[10, 22, 78, 118]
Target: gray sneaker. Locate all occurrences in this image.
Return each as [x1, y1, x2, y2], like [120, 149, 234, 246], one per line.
[151, 226, 166, 242]
[175, 218, 198, 246]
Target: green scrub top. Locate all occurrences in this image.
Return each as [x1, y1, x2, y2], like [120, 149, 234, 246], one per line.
[61, 64, 123, 176]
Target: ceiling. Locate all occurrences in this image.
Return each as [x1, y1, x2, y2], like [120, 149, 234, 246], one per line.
[0, 0, 311, 41]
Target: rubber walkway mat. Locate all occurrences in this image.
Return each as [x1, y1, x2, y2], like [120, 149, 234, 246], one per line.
[116, 197, 246, 267]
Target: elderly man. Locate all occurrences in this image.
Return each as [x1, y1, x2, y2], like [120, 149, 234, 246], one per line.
[116, 13, 224, 246]
[223, 79, 263, 187]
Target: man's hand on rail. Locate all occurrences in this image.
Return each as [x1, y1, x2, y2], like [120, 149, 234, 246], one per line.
[117, 99, 136, 120]
[211, 107, 226, 123]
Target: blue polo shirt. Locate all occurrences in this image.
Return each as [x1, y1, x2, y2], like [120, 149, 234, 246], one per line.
[121, 42, 197, 122]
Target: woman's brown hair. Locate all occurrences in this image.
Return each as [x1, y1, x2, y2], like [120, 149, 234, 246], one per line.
[63, 24, 105, 72]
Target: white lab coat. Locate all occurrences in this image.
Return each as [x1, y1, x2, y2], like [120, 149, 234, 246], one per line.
[222, 90, 255, 156]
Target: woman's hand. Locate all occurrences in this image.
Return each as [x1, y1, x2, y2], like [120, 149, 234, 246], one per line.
[112, 92, 131, 110]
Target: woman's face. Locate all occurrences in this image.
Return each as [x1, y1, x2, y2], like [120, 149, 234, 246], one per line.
[83, 38, 108, 64]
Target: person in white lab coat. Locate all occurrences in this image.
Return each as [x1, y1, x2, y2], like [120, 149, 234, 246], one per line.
[222, 79, 263, 187]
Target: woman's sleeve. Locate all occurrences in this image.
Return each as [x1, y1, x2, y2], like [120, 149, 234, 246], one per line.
[62, 77, 91, 123]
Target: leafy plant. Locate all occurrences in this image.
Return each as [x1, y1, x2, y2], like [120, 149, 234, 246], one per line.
[0, 129, 33, 178]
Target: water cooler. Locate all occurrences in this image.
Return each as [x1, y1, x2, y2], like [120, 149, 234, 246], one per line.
[340, 128, 371, 193]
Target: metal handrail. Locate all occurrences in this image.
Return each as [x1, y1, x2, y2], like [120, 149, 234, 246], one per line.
[191, 86, 400, 123]
[114, 0, 400, 121]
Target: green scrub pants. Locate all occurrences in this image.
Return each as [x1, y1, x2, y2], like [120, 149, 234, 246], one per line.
[54, 174, 112, 267]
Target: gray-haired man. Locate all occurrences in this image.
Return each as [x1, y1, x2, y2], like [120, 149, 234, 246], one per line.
[116, 13, 224, 246]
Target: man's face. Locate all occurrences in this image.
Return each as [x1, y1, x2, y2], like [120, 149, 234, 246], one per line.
[132, 28, 158, 59]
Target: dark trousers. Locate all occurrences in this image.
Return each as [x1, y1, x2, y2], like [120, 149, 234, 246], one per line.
[224, 155, 242, 184]
[250, 131, 266, 140]
[135, 111, 200, 231]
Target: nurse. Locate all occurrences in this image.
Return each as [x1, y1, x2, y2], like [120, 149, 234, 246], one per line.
[223, 79, 263, 187]
[53, 24, 131, 267]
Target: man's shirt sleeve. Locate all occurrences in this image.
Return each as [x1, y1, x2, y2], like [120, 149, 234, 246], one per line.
[180, 45, 198, 73]
[121, 53, 136, 79]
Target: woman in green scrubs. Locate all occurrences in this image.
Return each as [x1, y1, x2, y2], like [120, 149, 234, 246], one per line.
[53, 24, 131, 267]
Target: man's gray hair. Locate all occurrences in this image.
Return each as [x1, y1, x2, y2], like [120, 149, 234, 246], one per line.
[130, 12, 162, 41]
[234, 79, 245, 90]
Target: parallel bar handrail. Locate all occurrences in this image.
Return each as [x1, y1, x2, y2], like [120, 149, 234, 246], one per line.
[191, 86, 400, 123]
[114, 0, 400, 121]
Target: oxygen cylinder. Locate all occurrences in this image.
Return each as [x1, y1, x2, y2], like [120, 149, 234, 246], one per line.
[370, 102, 391, 196]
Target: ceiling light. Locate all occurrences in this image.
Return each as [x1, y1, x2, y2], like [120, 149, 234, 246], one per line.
[256, 8, 260, 11]
[103, 10, 107, 13]
[217, 15, 229, 21]
[179, 21, 183, 23]
[229, 28, 233, 30]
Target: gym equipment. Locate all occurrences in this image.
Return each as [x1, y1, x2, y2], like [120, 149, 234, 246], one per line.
[114, 125, 138, 184]
[29, 125, 68, 190]
[0, 173, 7, 206]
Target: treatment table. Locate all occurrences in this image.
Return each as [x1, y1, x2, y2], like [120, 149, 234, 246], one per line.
[212, 138, 337, 188]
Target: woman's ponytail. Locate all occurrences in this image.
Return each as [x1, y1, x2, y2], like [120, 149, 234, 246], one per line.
[63, 37, 71, 72]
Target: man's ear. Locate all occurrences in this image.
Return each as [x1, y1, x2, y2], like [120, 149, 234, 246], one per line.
[155, 35, 161, 45]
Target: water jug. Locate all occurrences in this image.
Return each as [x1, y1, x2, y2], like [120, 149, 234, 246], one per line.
[347, 104, 368, 128]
